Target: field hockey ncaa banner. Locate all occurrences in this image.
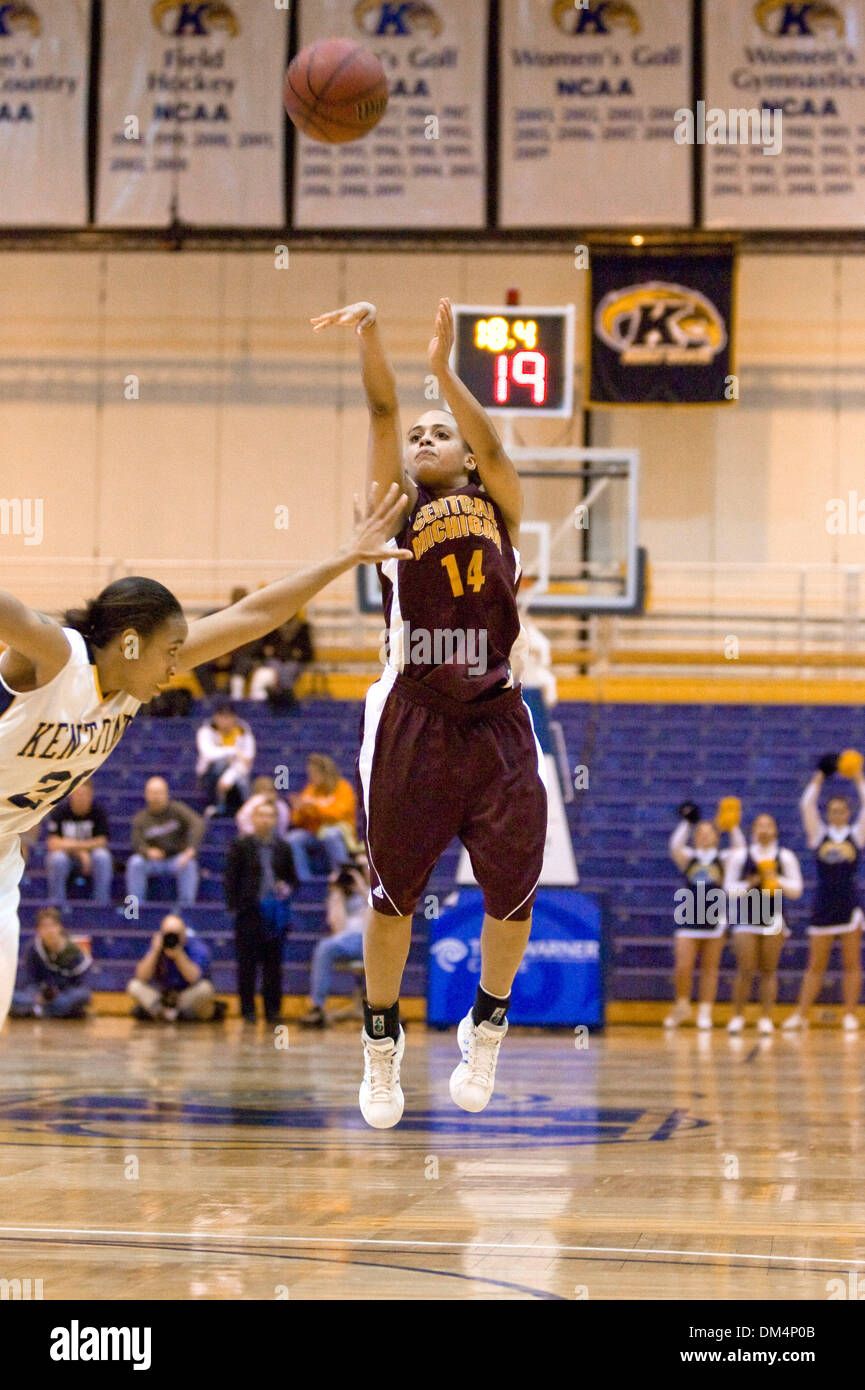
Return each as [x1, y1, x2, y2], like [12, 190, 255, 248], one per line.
[704, 0, 865, 228]
[588, 250, 736, 406]
[499, 0, 692, 228]
[294, 0, 487, 229]
[0, 0, 90, 226]
[97, 0, 287, 227]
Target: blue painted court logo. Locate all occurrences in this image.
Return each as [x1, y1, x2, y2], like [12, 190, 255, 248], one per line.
[0, 1089, 709, 1149]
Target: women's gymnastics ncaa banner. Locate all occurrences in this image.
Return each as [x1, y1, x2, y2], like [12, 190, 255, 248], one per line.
[293, 0, 487, 229]
[0, 0, 90, 226]
[588, 250, 736, 406]
[97, 0, 287, 227]
[498, 0, 692, 228]
[703, 0, 865, 229]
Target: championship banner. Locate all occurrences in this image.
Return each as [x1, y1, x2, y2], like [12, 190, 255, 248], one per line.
[96, 0, 287, 227]
[293, 0, 487, 229]
[0, 0, 90, 226]
[499, 0, 692, 228]
[704, 0, 865, 228]
[588, 250, 736, 406]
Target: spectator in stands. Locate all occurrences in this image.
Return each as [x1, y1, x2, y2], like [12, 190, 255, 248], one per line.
[10, 908, 92, 1019]
[236, 775, 290, 839]
[194, 586, 261, 697]
[248, 610, 315, 709]
[288, 754, 359, 882]
[225, 800, 297, 1024]
[126, 777, 203, 907]
[196, 702, 256, 817]
[44, 781, 113, 906]
[300, 854, 369, 1028]
[127, 912, 215, 1022]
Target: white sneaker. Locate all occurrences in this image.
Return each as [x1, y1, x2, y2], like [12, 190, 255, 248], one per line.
[359, 1026, 405, 1129]
[449, 1011, 507, 1113]
[757, 1017, 775, 1036]
[663, 1001, 691, 1030]
[696, 1006, 713, 1031]
[781, 1013, 806, 1032]
[727, 1015, 745, 1034]
[842, 1013, 860, 1033]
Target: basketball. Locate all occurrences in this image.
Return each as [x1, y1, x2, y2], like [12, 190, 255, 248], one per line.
[283, 38, 389, 145]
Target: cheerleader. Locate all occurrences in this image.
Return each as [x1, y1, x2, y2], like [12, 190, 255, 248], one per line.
[666, 798, 745, 1030]
[724, 813, 803, 1034]
[783, 751, 865, 1032]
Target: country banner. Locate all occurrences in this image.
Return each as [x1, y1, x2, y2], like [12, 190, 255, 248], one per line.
[499, 0, 692, 228]
[293, 0, 487, 229]
[0, 0, 91, 226]
[588, 249, 736, 406]
[703, 0, 865, 228]
[96, 0, 287, 227]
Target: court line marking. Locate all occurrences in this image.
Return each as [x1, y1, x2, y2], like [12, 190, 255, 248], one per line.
[0, 1225, 862, 1267]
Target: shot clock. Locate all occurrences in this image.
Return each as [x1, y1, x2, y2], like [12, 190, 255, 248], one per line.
[450, 305, 575, 418]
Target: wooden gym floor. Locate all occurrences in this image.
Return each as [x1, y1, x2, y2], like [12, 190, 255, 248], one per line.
[0, 1016, 863, 1301]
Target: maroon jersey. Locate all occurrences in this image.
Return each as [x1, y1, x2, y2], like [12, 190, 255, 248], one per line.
[378, 481, 521, 702]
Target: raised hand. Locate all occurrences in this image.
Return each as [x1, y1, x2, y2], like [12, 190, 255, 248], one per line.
[348, 481, 413, 563]
[428, 296, 455, 370]
[310, 302, 377, 334]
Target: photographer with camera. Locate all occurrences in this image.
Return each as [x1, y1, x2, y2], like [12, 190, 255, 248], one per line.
[126, 913, 215, 1022]
[300, 855, 369, 1028]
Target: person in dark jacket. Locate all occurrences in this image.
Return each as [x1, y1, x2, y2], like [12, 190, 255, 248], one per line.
[10, 908, 92, 1018]
[225, 801, 297, 1024]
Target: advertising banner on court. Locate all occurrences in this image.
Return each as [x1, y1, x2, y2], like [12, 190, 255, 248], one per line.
[293, 0, 487, 229]
[0, 0, 90, 226]
[588, 249, 736, 406]
[427, 889, 604, 1027]
[703, 0, 865, 228]
[498, 0, 692, 228]
[96, 0, 287, 227]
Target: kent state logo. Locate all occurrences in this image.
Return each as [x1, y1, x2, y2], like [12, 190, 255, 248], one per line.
[0, 2, 40, 37]
[595, 283, 727, 366]
[552, 0, 640, 36]
[151, 0, 240, 38]
[754, 0, 845, 37]
[0, 1089, 709, 1149]
[354, 1, 443, 38]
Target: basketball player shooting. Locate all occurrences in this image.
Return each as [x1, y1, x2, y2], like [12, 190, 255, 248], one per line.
[311, 297, 549, 1129]
[0, 483, 411, 1033]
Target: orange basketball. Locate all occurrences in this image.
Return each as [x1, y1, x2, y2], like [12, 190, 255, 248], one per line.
[284, 38, 389, 145]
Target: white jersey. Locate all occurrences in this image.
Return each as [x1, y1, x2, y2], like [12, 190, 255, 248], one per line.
[0, 627, 141, 838]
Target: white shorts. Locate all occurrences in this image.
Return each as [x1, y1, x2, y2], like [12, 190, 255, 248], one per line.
[0, 834, 24, 1030]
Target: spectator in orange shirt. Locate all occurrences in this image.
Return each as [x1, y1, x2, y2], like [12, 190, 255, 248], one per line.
[288, 754, 359, 882]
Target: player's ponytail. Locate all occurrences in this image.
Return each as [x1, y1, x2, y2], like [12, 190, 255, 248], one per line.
[62, 577, 183, 647]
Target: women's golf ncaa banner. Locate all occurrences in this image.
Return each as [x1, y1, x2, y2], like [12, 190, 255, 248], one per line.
[498, 0, 692, 228]
[703, 0, 865, 229]
[293, 0, 487, 229]
[0, 0, 90, 226]
[588, 251, 736, 406]
[97, 0, 287, 227]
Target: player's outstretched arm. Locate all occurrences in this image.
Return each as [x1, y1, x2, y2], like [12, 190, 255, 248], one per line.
[0, 590, 70, 684]
[428, 297, 523, 541]
[178, 482, 412, 670]
[310, 301, 418, 511]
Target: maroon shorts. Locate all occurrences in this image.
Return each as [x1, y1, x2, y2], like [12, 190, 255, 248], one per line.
[356, 671, 548, 921]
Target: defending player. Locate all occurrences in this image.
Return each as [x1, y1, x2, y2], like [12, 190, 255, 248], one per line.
[311, 297, 548, 1129]
[0, 484, 409, 1031]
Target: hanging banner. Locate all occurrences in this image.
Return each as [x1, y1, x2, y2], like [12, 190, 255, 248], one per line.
[499, 0, 692, 228]
[293, 0, 487, 229]
[0, 0, 90, 226]
[97, 0, 287, 227]
[703, 0, 865, 228]
[588, 250, 736, 406]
